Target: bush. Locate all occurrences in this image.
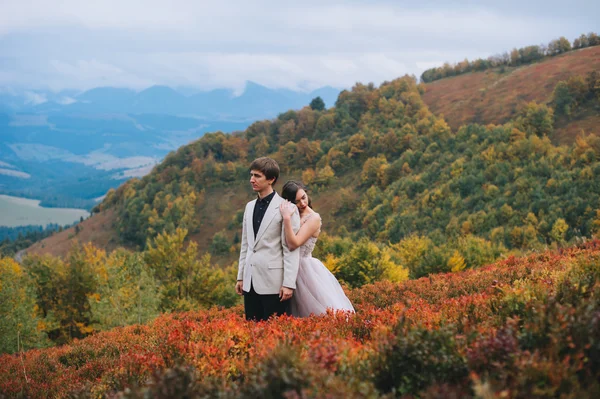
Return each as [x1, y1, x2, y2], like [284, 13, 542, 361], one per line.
[372, 322, 468, 396]
[117, 365, 229, 399]
[239, 346, 314, 399]
[3, 242, 600, 398]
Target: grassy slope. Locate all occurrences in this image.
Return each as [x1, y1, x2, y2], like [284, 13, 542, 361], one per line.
[422, 46, 600, 144]
[25, 209, 126, 257]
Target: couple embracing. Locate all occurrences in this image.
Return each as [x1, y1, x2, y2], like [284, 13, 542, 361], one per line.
[235, 157, 354, 321]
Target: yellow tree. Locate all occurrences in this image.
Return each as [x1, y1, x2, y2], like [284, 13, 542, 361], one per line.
[330, 239, 407, 288]
[0, 257, 48, 353]
[550, 218, 569, 245]
[295, 138, 322, 165]
[361, 155, 388, 186]
[314, 165, 335, 186]
[391, 235, 433, 276]
[347, 133, 366, 158]
[447, 251, 466, 273]
[145, 228, 199, 311]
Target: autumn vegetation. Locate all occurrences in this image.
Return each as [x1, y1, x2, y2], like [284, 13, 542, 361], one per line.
[91, 65, 600, 267]
[2, 241, 600, 397]
[0, 229, 238, 354]
[2, 33, 600, 397]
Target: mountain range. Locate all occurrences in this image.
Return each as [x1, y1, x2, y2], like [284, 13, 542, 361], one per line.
[0, 82, 341, 120]
[0, 82, 342, 209]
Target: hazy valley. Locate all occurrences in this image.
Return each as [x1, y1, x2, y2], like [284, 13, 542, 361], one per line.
[0, 82, 341, 215]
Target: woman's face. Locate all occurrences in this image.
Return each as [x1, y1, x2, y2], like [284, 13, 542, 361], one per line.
[295, 188, 308, 211]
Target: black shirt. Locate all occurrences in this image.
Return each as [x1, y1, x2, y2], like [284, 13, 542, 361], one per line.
[253, 191, 276, 237]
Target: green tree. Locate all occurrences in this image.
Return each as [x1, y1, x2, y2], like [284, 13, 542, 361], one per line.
[547, 37, 572, 55]
[573, 34, 589, 49]
[90, 250, 160, 330]
[60, 246, 98, 341]
[25, 245, 98, 344]
[516, 102, 554, 137]
[189, 254, 240, 308]
[552, 81, 575, 116]
[144, 228, 239, 310]
[456, 235, 503, 269]
[210, 231, 230, 256]
[314, 114, 335, 139]
[309, 96, 326, 111]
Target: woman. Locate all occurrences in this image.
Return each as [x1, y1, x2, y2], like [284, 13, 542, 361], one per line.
[279, 181, 354, 317]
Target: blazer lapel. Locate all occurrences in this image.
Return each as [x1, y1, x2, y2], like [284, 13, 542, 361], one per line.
[247, 200, 256, 248]
[254, 194, 280, 244]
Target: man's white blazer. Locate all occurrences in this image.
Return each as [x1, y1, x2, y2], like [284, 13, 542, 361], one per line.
[237, 192, 300, 295]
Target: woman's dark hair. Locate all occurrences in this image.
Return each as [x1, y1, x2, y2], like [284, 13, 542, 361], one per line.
[281, 181, 312, 208]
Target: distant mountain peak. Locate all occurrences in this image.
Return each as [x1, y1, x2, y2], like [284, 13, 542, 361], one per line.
[0, 83, 343, 118]
[241, 81, 273, 94]
[77, 87, 137, 97]
[76, 87, 137, 103]
[137, 85, 184, 97]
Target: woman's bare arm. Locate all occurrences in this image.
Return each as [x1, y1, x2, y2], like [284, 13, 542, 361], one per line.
[280, 202, 321, 251]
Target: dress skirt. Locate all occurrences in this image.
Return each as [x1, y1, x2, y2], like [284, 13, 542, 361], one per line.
[291, 255, 354, 317]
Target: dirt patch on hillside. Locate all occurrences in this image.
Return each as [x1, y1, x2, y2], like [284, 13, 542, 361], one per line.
[24, 208, 128, 258]
[422, 46, 600, 143]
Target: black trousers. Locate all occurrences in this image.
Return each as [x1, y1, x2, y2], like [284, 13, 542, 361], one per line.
[243, 283, 291, 321]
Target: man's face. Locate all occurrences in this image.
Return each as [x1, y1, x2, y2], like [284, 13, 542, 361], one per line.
[250, 170, 274, 193]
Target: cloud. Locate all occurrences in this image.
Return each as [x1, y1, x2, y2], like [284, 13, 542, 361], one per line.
[57, 96, 77, 105]
[0, 161, 16, 169]
[47, 59, 155, 90]
[0, 0, 597, 92]
[0, 168, 31, 179]
[23, 91, 47, 105]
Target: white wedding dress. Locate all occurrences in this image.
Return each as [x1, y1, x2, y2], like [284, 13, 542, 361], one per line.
[290, 213, 355, 317]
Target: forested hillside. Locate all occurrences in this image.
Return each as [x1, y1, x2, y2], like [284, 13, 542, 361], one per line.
[24, 56, 600, 276]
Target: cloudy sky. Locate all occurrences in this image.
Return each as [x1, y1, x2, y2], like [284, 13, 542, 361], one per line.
[0, 0, 598, 93]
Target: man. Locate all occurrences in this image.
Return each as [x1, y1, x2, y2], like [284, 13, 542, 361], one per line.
[235, 157, 301, 321]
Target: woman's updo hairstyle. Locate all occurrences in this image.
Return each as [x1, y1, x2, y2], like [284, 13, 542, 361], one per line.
[281, 181, 312, 208]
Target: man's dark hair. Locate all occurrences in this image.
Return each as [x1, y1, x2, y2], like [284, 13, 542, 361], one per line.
[250, 157, 280, 184]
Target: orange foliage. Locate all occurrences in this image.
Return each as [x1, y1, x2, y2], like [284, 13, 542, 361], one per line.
[3, 241, 600, 397]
